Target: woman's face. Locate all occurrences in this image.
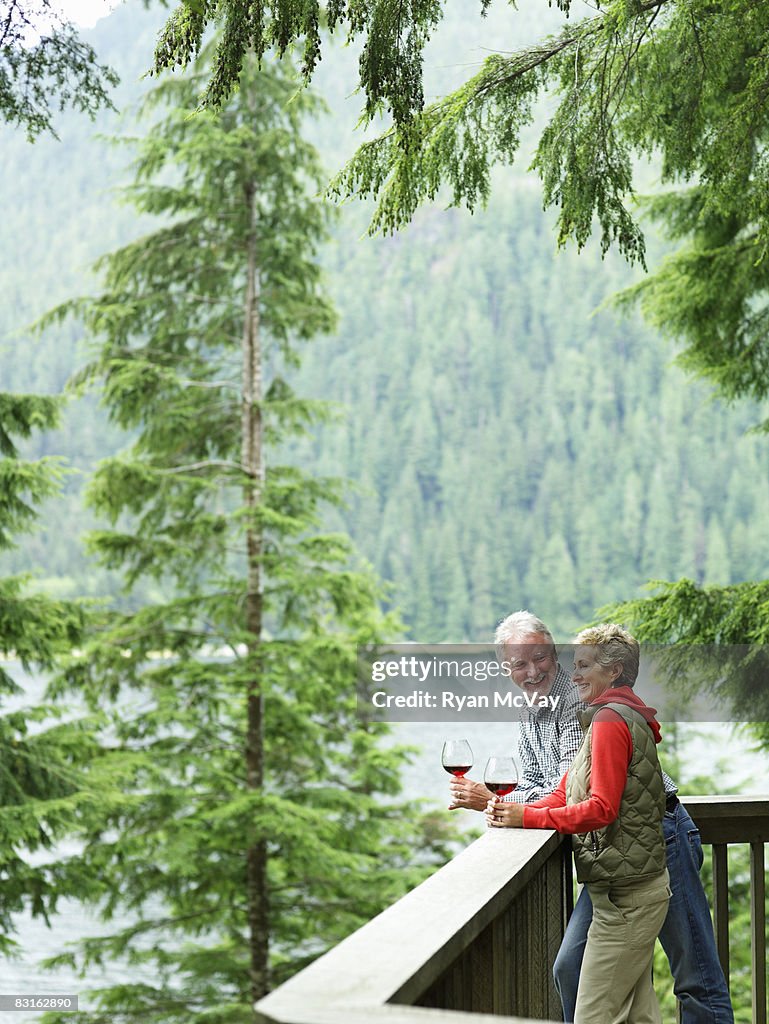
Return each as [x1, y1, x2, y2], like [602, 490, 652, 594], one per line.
[572, 645, 621, 702]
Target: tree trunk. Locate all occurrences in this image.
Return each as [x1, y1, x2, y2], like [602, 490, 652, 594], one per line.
[241, 179, 269, 1006]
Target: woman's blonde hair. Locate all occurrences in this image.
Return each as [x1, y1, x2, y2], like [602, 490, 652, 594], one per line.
[574, 623, 640, 688]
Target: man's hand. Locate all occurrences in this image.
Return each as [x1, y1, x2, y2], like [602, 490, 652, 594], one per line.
[448, 777, 493, 811]
[485, 798, 525, 828]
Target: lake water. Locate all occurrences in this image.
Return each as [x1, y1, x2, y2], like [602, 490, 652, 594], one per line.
[0, 665, 764, 1021]
[394, 718, 766, 814]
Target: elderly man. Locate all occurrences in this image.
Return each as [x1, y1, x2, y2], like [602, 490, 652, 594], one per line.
[452, 611, 734, 1024]
[449, 610, 583, 812]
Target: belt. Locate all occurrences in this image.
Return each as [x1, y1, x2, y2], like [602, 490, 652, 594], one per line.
[666, 793, 680, 812]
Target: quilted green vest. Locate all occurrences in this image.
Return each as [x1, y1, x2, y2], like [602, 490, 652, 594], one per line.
[566, 701, 666, 886]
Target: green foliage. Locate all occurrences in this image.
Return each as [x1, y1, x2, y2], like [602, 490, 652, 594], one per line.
[36, 47, 458, 1023]
[6, 4, 769, 646]
[0, 393, 59, 454]
[327, 49, 542, 238]
[606, 576, 769, 646]
[0, 453, 62, 554]
[0, 394, 85, 664]
[615, 184, 769, 417]
[331, 0, 769, 424]
[156, 0, 769, 425]
[0, 393, 101, 958]
[295, 192, 769, 642]
[0, 0, 117, 138]
[152, 0, 485, 125]
[603, 578, 769, 758]
[150, 0, 767, 272]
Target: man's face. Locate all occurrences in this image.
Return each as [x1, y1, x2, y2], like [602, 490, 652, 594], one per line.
[502, 633, 558, 699]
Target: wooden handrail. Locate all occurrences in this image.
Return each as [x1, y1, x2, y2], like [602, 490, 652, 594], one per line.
[256, 797, 769, 1024]
[682, 795, 769, 1024]
[682, 795, 769, 843]
[256, 829, 566, 1024]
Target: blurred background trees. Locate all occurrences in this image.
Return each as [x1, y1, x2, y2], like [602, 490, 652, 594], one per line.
[1, 1, 768, 1018]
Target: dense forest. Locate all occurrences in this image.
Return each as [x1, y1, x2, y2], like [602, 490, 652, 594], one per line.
[1, 3, 767, 1022]
[2, 0, 768, 648]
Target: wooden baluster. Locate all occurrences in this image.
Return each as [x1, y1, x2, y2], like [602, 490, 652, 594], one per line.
[751, 841, 767, 1024]
[712, 844, 730, 988]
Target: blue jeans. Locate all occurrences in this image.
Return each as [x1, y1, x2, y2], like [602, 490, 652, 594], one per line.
[553, 803, 734, 1023]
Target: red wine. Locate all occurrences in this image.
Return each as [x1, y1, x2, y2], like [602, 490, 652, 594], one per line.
[443, 764, 471, 777]
[486, 781, 517, 797]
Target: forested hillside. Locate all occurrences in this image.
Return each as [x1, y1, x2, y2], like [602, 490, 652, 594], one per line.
[304, 196, 769, 641]
[2, 0, 768, 639]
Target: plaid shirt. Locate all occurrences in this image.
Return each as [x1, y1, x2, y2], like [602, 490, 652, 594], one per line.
[505, 664, 677, 803]
[506, 664, 584, 803]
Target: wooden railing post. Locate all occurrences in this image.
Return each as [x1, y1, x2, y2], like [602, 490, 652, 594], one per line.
[751, 840, 767, 1024]
[712, 843, 730, 987]
[683, 796, 769, 1024]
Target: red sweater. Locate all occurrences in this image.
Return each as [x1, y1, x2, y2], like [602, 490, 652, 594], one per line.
[522, 708, 633, 833]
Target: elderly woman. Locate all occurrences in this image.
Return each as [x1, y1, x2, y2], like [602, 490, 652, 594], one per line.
[487, 623, 671, 1024]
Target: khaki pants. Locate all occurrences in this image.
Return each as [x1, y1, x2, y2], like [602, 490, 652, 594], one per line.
[575, 869, 671, 1024]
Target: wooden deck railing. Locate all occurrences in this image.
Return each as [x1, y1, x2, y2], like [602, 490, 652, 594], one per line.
[255, 797, 768, 1024]
[684, 796, 769, 1024]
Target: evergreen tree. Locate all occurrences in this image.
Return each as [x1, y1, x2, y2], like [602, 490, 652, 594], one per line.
[467, 541, 494, 641]
[703, 516, 730, 586]
[444, 559, 469, 642]
[639, 470, 677, 582]
[243, 0, 769, 447]
[606, 580, 769, 751]
[572, 500, 606, 617]
[39, 50, 455, 1023]
[150, 0, 769, 304]
[8, 1, 769, 668]
[620, 471, 643, 566]
[524, 531, 579, 634]
[1, 0, 117, 137]
[676, 487, 705, 582]
[0, 393, 96, 953]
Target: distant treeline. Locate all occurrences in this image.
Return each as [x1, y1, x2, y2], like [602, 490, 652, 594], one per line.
[1, 2, 768, 641]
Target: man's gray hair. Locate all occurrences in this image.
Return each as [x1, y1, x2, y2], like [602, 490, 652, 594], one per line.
[494, 610, 556, 662]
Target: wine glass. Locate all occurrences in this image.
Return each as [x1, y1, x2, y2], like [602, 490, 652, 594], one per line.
[484, 755, 518, 797]
[441, 739, 473, 777]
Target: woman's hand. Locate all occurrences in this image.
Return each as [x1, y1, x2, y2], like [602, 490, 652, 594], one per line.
[485, 798, 525, 828]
